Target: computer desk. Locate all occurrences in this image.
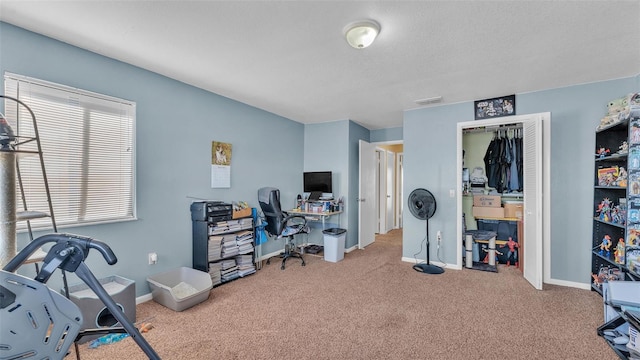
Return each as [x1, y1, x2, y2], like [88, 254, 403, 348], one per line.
[285, 208, 342, 230]
[285, 208, 343, 255]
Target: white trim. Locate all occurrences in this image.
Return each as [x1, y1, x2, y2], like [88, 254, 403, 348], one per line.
[136, 293, 153, 304]
[345, 245, 358, 253]
[544, 278, 591, 290]
[456, 113, 552, 286]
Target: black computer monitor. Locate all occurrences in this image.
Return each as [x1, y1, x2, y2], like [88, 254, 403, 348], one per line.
[303, 171, 332, 201]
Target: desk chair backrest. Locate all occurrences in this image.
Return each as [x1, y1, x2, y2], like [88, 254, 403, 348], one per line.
[258, 187, 285, 236]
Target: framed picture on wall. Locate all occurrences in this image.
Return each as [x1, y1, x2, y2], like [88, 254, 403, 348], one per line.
[474, 94, 516, 120]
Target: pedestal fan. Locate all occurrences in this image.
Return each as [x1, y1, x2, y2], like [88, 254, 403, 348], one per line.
[408, 188, 444, 274]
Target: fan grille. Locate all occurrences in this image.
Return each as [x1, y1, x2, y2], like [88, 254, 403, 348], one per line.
[408, 188, 436, 220]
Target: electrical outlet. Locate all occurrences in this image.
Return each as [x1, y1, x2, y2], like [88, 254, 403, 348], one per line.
[436, 231, 442, 242]
[148, 252, 157, 265]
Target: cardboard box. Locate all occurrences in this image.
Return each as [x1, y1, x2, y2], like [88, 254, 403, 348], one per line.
[504, 203, 524, 218]
[232, 207, 252, 219]
[473, 195, 501, 207]
[472, 206, 504, 218]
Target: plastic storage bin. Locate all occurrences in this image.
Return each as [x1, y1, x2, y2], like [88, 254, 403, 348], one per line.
[67, 275, 135, 343]
[323, 228, 346, 262]
[147, 267, 213, 311]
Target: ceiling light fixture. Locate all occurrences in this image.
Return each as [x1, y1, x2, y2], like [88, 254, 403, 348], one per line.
[344, 20, 380, 49]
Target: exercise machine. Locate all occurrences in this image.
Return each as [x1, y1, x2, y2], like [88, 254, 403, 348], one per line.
[0, 233, 161, 359]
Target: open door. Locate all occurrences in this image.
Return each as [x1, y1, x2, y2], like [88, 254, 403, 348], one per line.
[457, 112, 548, 289]
[359, 140, 376, 249]
[522, 115, 544, 290]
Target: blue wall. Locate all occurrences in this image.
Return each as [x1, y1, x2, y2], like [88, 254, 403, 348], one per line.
[371, 127, 402, 142]
[1, 22, 305, 295]
[3, 20, 639, 292]
[404, 77, 639, 284]
[303, 121, 349, 246]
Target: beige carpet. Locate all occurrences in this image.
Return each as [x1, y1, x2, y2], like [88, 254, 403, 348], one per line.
[68, 229, 614, 359]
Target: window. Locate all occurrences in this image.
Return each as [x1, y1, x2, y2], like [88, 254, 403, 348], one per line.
[4, 73, 135, 229]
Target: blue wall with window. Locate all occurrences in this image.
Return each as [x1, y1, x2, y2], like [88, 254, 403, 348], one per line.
[3, 20, 639, 293]
[1, 22, 306, 294]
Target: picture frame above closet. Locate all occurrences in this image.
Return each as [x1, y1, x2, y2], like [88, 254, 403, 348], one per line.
[474, 94, 516, 120]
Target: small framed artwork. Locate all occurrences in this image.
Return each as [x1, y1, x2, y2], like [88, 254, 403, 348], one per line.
[474, 94, 516, 120]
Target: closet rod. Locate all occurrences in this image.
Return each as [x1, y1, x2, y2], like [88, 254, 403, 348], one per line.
[463, 123, 522, 134]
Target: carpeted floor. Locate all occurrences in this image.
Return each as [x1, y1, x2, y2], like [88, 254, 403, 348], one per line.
[68, 229, 615, 359]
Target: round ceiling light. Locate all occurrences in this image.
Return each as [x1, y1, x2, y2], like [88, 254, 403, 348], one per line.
[344, 20, 380, 49]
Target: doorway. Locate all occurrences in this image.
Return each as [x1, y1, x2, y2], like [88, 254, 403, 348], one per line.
[456, 113, 550, 290]
[358, 141, 403, 250]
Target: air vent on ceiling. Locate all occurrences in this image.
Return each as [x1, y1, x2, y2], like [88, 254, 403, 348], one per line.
[415, 96, 443, 106]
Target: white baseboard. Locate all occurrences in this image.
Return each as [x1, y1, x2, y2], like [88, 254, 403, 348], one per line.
[544, 278, 591, 290]
[345, 245, 357, 253]
[136, 293, 153, 304]
[398, 256, 590, 290]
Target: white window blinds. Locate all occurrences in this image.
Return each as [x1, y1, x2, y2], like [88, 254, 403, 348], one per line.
[4, 73, 136, 229]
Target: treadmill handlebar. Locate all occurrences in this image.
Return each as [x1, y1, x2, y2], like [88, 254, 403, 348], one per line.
[3, 233, 118, 272]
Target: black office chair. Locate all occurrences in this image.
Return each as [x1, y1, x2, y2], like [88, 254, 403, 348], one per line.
[258, 187, 309, 270]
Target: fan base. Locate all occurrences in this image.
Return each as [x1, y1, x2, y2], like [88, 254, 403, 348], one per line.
[413, 263, 444, 274]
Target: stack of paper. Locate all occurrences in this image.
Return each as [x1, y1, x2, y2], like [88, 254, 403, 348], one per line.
[208, 235, 223, 261]
[209, 220, 230, 235]
[239, 217, 253, 230]
[236, 254, 256, 277]
[236, 230, 254, 254]
[221, 234, 239, 258]
[221, 258, 239, 282]
[208, 262, 222, 286]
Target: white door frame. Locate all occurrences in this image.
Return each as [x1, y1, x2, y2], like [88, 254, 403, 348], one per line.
[396, 152, 404, 228]
[385, 150, 395, 233]
[456, 113, 551, 288]
[376, 148, 387, 234]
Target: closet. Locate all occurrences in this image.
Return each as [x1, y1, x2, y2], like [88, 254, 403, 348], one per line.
[462, 124, 524, 269]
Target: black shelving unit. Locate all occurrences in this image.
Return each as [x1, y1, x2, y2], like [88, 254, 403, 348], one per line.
[191, 201, 256, 286]
[593, 101, 640, 359]
[592, 116, 639, 290]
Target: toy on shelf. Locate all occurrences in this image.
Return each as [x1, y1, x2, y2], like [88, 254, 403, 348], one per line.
[614, 238, 626, 264]
[596, 92, 640, 130]
[627, 246, 640, 275]
[500, 237, 519, 268]
[597, 198, 612, 222]
[596, 146, 611, 158]
[598, 166, 625, 187]
[611, 204, 626, 226]
[615, 167, 628, 187]
[599, 235, 612, 257]
[592, 265, 623, 289]
[618, 141, 629, 155]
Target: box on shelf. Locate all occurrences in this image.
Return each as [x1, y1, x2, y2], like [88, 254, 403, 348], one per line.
[147, 267, 213, 312]
[473, 195, 501, 207]
[504, 202, 524, 218]
[232, 207, 252, 219]
[473, 206, 504, 219]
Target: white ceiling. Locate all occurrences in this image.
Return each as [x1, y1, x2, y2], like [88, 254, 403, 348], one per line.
[1, 1, 639, 130]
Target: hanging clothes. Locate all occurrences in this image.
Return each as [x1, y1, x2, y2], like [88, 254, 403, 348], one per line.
[509, 135, 519, 191]
[483, 134, 500, 189]
[484, 128, 523, 193]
